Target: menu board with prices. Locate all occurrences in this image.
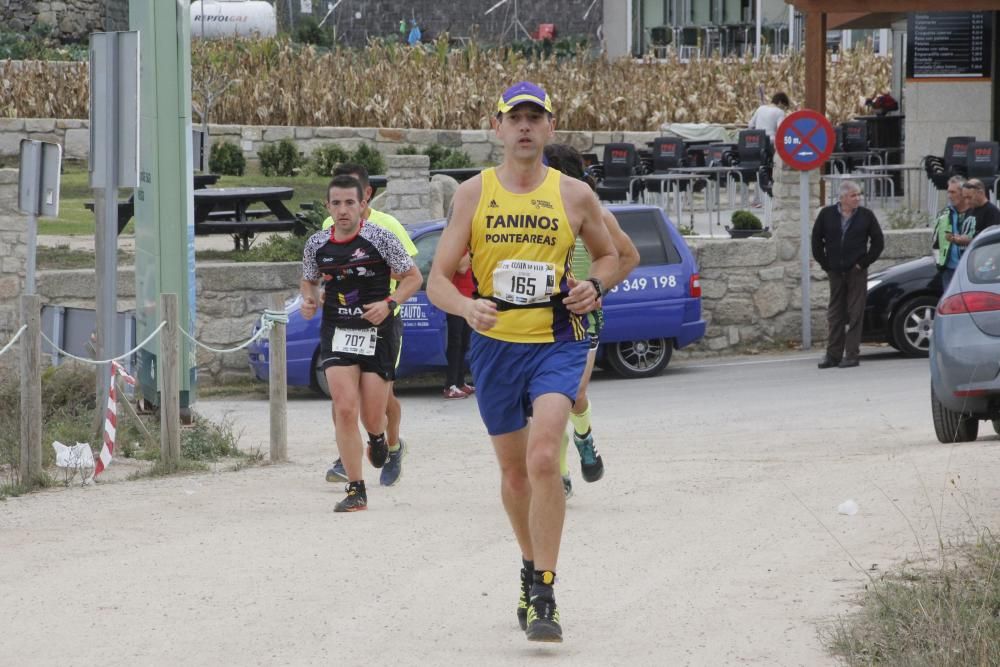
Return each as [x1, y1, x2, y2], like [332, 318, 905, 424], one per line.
[907, 11, 992, 79]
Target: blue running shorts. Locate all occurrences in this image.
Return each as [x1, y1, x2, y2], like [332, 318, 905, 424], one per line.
[468, 333, 590, 436]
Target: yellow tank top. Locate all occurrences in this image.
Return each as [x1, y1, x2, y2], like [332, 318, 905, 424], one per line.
[470, 167, 585, 343]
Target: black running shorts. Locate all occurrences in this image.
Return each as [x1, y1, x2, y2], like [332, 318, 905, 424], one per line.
[320, 319, 399, 381]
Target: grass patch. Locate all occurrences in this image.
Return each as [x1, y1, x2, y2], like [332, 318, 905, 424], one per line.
[39, 163, 330, 237]
[826, 533, 1000, 666]
[0, 364, 98, 491]
[128, 458, 209, 479]
[0, 363, 261, 495]
[36, 245, 133, 270]
[0, 472, 54, 499]
[35, 245, 248, 269]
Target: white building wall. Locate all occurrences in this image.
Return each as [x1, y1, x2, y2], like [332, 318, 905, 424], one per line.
[603, 0, 631, 59]
[903, 80, 993, 164]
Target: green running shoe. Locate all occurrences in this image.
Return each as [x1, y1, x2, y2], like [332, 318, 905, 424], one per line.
[574, 429, 604, 483]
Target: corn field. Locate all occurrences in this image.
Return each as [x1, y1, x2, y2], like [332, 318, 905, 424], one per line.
[2, 38, 891, 129]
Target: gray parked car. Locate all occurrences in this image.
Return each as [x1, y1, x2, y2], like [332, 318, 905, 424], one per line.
[930, 226, 1000, 443]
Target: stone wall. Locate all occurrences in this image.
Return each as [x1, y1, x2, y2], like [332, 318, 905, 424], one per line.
[36, 263, 302, 384]
[31, 224, 932, 382]
[384, 154, 432, 223]
[0, 169, 27, 371]
[0, 118, 662, 168]
[0, 118, 89, 164]
[282, 0, 601, 47]
[1, 0, 128, 40]
[680, 161, 932, 355]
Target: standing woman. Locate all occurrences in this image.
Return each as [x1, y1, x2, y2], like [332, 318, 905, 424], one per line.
[443, 250, 476, 399]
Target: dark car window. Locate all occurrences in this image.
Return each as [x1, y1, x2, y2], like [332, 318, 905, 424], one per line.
[412, 231, 441, 290]
[610, 210, 681, 266]
[967, 238, 1000, 284]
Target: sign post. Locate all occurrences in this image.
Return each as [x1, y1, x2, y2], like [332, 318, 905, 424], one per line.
[775, 109, 835, 351]
[17, 140, 62, 294]
[89, 30, 139, 416]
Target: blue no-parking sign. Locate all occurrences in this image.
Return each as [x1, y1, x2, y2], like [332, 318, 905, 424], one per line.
[776, 110, 835, 171]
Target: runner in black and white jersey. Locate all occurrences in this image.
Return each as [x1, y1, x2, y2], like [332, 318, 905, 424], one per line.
[300, 175, 422, 512]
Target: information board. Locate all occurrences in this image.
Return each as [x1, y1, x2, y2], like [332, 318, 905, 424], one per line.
[907, 11, 992, 79]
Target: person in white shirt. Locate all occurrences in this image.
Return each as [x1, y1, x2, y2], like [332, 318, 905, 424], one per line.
[748, 91, 790, 140]
[746, 91, 790, 206]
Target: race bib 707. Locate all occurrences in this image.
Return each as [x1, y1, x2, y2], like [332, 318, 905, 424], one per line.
[331, 327, 378, 356]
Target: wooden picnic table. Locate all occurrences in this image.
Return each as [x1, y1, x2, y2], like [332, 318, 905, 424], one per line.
[84, 174, 221, 235]
[193, 186, 304, 251]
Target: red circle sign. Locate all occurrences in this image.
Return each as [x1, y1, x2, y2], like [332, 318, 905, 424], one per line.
[775, 109, 835, 171]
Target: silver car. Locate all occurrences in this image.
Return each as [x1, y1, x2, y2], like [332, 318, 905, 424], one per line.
[930, 226, 1000, 443]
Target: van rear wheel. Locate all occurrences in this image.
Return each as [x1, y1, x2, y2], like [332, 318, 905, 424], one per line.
[310, 347, 331, 398]
[605, 338, 672, 378]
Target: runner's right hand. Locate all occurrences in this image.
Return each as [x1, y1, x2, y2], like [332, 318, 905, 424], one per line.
[301, 295, 318, 320]
[464, 298, 497, 332]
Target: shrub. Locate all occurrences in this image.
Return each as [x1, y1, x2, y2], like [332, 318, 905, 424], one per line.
[350, 144, 386, 176]
[310, 144, 351, 177]
[395, 144, 474, 170]
[258, 138, 304, 177]
[208, 140, 246, 176]
[181, 416, 242, 461]
[730, 210, 763, 230]
[0, 24, 88, 61]
[230, 200, 326, 263]
[292, 15, 333, 48]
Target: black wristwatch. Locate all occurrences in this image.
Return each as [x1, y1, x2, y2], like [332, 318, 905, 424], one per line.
[587, 277, 605, 300]
[385, 298, 398, 312]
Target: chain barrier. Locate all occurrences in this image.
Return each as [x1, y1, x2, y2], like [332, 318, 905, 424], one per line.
[178, 309, 289, 355]
[27, 307, 287, 364]
[0, 325, 28, 359]
[40, 321, 167, 365]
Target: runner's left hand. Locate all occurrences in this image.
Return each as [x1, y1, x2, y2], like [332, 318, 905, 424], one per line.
[563, 277, 600, 314]
[362, 301, 390, 325]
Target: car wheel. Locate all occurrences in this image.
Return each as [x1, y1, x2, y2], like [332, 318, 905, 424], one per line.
[309, 347, 330, 398]
[891, 295, 937, 357]
[993, 419, 1000, 436]
[605, 338, 672, 378]
[931, 389, 979, 443]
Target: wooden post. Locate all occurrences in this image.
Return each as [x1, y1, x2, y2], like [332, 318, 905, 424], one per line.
[803, 11, 827, 114]
[19, 295, 42, 482]
[268, 294, 288, 463]
[160, 293, 181, 468]
[804, 10, 827, 202]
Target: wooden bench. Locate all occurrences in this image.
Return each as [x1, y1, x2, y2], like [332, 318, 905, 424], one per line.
[194, 218, 307, 238]
[84, 197, 135, 234]
[205, 208, 273, 222]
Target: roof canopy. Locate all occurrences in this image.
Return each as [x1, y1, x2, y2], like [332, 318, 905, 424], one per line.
[789, 0, 1000, 11]
[786, 1, 997, 113]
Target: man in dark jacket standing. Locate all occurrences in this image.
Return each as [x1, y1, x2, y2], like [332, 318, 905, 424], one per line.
[811, 180, 884, 368]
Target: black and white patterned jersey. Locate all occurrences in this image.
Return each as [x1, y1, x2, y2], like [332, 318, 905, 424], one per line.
[301, 222, 415, 330]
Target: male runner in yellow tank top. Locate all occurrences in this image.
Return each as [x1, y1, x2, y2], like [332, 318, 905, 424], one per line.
[428, 81, 618, 643]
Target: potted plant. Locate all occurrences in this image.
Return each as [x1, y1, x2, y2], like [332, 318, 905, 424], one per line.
[726, 210, 769, 239]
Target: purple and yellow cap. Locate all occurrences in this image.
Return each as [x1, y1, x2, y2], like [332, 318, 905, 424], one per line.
[497, 81, 553, 114]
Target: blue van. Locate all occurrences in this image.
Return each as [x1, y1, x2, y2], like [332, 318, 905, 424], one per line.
[248, 204, 705, 394]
